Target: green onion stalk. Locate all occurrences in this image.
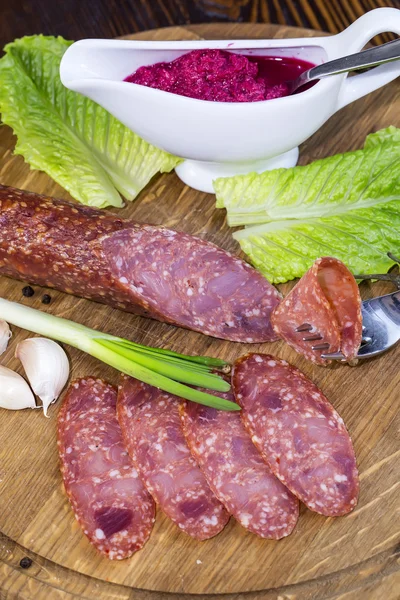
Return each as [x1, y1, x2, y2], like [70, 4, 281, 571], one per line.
[0, 298, 239, 411]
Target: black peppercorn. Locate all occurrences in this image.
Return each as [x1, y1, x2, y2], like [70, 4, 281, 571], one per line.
[19, 557, 32, 569]
[41, 294, 52, 305]
[22, 286, 34, 298]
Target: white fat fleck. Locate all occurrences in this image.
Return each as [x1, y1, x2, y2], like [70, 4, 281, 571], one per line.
[268, 360, 276, 367]
[187, 288, 193, 296]
[320, 483, 328, 492]
[254, 356, 263, 363]
[203, 515, 218, 526]
[109, 469, 120, 478]
[154, 443, 163, 452]
[239, 513, 252, 527]
[88, 444, 98, 452]
[119, 277, 128, 284]
[95, 529, 106, 540]
[66, 447, 73, 454]
[334, 474, 348, 482]
[226, 321, 234, 327]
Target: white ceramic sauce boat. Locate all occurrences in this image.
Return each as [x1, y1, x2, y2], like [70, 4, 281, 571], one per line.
[60, 8, 400, 193]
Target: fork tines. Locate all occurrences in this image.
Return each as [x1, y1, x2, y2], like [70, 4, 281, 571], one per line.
[296, 323, 312, 332]
[311, 343, 330, 351]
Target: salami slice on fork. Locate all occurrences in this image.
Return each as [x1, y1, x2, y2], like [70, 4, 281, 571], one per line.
[272, 257, 362, 365]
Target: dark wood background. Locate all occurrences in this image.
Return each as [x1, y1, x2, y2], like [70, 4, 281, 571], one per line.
[0, 0, 399, 48]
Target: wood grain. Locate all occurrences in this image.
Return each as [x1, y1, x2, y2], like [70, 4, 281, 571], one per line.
[0, 21, 399, 600]
[0, 0, 398, 48]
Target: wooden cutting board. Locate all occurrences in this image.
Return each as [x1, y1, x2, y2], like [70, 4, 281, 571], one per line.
[0, 22, 399, 600]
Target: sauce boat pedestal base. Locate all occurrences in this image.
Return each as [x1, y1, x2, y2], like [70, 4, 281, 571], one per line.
[175, 148, 299, 193]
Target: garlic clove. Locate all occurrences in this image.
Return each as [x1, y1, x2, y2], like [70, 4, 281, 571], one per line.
[0, 320, 11, 355]
[15, 338, 70, 417]
[0, 366, 36, 410]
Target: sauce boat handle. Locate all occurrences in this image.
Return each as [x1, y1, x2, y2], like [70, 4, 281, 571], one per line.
[322, 8, 400, 110]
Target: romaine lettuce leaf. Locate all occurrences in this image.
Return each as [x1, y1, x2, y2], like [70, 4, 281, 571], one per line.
[0, 36, 180, 208]
[214, 127, 400, 283]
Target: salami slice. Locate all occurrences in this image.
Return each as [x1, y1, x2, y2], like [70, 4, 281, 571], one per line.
[117, 376, 229, 540]
[233, 354, 359, 517]
[272, 257, 362, 365]
[57, 378, 155, 559]
[180, 389, 299, 539]
[0, 185, 280, 342]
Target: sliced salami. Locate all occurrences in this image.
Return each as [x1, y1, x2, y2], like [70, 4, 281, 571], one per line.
[233, 354, 359, 517]
[117, 376, 229, 540]
[180, 390, 299, 539]
[57, 378, 155, 560]
[272, 257, 362, 365]
[0, 185, 280, 342]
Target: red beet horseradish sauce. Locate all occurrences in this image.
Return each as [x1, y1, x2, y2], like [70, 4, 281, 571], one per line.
[124, 49, 315, 103]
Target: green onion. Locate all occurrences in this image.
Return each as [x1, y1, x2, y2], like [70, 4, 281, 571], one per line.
[0, 298, 239, 411]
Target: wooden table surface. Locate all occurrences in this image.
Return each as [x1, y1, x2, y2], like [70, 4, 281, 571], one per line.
[0, 0, 399, 47]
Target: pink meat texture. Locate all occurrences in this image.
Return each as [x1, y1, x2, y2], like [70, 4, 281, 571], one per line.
[57, 378, 155, 559]
[117, 375, 229, 540]
[272, 257, 362, 365]
[180, 388, 299, 539]
[233, 354, 359, 517]
[0, 185, 280, 342]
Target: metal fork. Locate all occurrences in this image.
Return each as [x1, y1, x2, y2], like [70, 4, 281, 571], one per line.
[298, 254, 400, 361]
[320, 290, 400, 360]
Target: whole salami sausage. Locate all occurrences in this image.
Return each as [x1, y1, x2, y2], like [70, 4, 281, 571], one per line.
[57, 378, 155, 560]
[117, 375, 229, 540]
[233, 354, 359, 517]
[272, 257, 362, 365]
[0, 185, 280, 342]
[180, 389, 299, 539]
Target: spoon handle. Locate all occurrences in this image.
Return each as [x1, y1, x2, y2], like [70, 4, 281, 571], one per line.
[297, 38, 400, 89]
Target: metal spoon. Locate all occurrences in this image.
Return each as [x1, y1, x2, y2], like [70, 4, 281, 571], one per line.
[288, 37, 400, 94]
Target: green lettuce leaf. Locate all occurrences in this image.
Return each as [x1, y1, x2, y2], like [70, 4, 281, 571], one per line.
[0, 36, 180, 208]
[214, 127, 400, 283]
